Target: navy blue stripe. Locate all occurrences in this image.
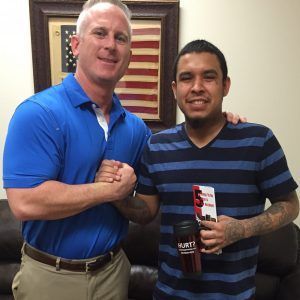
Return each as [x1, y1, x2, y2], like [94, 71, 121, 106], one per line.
[261, 170, 293, 189]
[157, 275, 255, 300]
[227, 122, 261, 129]
[150, 141, 191, 151]
[161, 205, 194, 215]
[157, 183, 259, 193]
[211, 137, 265, 148]
[148, 160, 260, 173]
[160, 204, 264, 217]
[138, 175, 153, 186]
[159, 243, 259, 262]
[260, 148, 284, 170]
[161, 262, 256, 282]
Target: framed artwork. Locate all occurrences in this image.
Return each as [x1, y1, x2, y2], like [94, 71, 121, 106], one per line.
[29, 0, 179, 132]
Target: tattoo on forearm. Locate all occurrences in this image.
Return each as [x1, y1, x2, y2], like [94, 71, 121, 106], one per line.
[244, 200, 295, 238]
[119, 197, 153, 224]
[225, 221, 245, 244]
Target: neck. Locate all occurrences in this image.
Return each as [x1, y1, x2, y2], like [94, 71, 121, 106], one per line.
[74, 70, 115, 116]
[185, 114, 226, 148]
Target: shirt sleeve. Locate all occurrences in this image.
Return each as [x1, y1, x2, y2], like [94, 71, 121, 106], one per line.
[257, 129, 298, 199]
[3, 99, 64, 188]
[136, 137, 158, 195]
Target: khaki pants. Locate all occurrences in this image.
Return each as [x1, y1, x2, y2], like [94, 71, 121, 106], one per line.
[12, 248, 131, 300]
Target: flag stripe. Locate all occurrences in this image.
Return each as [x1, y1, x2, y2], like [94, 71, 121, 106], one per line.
[117, 81, 158, 89]
[116, 87, 158, 94]
[121, 100, 157, 107]
[118, 93, 157, 101]
[123, 106, 158, 114]
[134, 113, 158, 120]
[121, 75, 158, 82]
[128, 62, 159, 69]
[131, 41, 160, 48]
[132, 48, 159, 55]
[130, 55, 159, 63]
[125, 68, 158, 76]
[132, 28, 161, 35]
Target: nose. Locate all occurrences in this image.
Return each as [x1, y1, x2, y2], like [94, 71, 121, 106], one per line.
[192, 78, 204, 93]
[104, 34, 116, 51]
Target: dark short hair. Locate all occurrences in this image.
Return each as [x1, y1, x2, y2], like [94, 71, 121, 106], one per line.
[172, 39, 228, 82]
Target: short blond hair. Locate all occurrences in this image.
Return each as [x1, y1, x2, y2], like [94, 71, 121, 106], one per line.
[76, 0, 132, 37]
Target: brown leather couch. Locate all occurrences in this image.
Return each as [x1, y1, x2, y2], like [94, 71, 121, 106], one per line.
[1, 199, 300, 300]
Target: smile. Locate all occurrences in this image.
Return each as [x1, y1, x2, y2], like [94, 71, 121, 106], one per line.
[99, 57, 117, 64]
[190, 100, 206, 104]
[188, 98, 208, 105]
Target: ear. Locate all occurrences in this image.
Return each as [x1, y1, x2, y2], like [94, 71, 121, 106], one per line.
[71, 35, 80, 58]
[127, 49, 132, 69]
[223, 77, 231, 97]
[171, 81, 177, 99]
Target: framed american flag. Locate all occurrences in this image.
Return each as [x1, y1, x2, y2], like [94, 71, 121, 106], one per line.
[29, 0, 179, 132]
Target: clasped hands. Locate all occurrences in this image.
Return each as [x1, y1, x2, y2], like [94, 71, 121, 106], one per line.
[95, 159, 136, 200]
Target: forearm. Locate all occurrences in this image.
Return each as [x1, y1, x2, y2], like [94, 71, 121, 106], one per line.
[6, 180, 125, 221]
[201, 191, 299, 254]
[241, 191, 299, 239]
[113, 194, 159, 225]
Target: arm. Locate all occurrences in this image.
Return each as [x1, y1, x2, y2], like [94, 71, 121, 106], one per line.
[6, 163, 136, 221]
[200, 191, 299, 253]
[241, 191, 299, 238]
[4, 100, 136, 221]
[113, 193, 160, 225]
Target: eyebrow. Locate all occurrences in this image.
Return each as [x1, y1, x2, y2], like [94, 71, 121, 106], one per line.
[91, 26, 129, 38]
[91, 26, 106, 32]
[203, 69, 218, 75]
[178, 69, 218, 77]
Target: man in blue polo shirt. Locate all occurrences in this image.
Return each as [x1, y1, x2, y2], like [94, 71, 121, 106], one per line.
[3, 1, 151, 299]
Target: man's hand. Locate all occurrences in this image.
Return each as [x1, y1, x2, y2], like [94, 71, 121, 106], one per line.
[95, 159, 122, 183]
[200, 215, 245, 254]
[224, 111, 247, 125]
[95, 159, 137, 200]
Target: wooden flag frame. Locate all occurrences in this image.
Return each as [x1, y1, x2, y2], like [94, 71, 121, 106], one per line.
[29, 0, 179, 132]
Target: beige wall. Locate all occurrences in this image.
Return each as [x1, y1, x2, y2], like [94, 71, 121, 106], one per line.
[0, 0, 34, 198]
[0, 0, 299, 224]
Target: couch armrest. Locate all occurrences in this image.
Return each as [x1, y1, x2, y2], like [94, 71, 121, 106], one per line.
[257, 223, 298, 276]
[276, 267, 300, 300]
[128, 265, 158, 300]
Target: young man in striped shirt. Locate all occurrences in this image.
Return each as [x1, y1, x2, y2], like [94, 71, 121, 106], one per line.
[98, 39, 299, 299]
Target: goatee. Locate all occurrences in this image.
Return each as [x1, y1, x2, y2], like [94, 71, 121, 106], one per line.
[186, 117, 206, 129]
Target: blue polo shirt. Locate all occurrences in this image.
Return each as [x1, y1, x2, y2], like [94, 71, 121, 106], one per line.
[3, 74, 151, 259]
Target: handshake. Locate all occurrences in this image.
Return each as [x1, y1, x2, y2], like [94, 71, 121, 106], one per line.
[95, 159, 136, 201]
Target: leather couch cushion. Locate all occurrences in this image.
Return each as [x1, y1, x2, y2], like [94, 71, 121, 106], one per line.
[255, 272, 280, 300]
[257, 223, 298, 276]
[0, 263, 20, 294]
[123, 215, 160, 300]
[0, 296, 13, 300]
[0, 201, 23, 260]
[123, 215, 160, 267]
